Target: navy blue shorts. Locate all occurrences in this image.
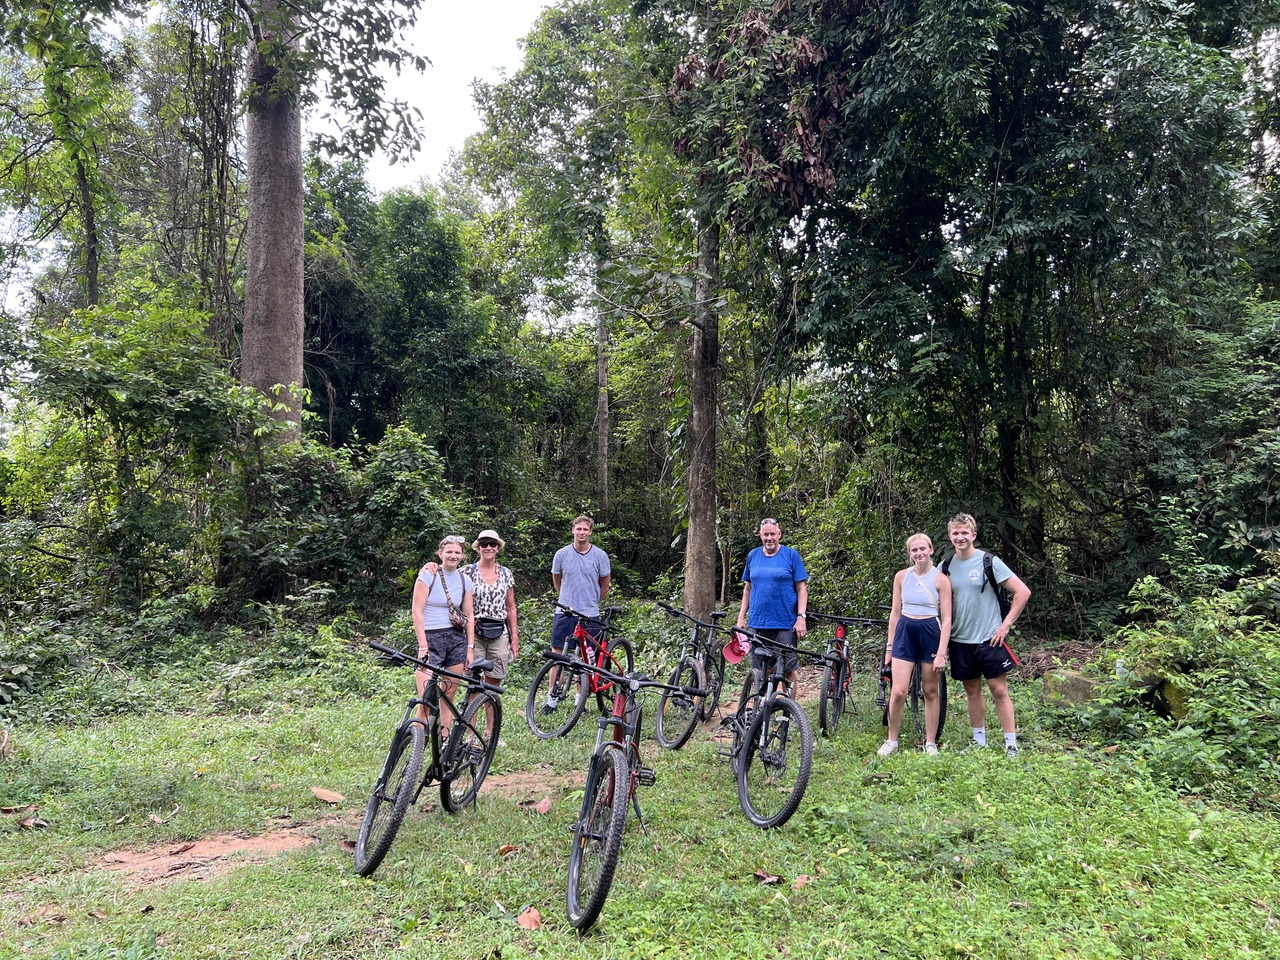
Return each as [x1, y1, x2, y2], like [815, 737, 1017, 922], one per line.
[950, 640, 1016, 681]
[891, 617, 941, 663]
[551, 613, 601, 653]
[749, 628, 799, 675]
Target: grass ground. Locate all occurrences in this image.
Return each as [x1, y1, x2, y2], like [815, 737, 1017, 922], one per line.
[2, 659, 1278, 960]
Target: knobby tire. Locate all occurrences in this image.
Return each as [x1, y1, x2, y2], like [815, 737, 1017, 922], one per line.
[737, 697, 813, 830]
[353, 721, 425, 876]
[441, 692, 502, 812]
[526, 657, 587, 740]
[655, 657, 703, 750]
[566, 748, 630, 931]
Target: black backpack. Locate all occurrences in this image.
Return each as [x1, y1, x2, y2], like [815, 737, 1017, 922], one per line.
[939, 551, 1012, 620]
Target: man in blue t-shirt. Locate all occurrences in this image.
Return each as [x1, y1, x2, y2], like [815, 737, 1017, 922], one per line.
[736, 518, 809, 692]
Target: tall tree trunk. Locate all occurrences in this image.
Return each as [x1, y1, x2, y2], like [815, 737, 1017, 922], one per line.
[74, 156, 99, 307]
[594, 255, 610, 521]
[683, 217, 720, 619]
[241, 0, 304, 439]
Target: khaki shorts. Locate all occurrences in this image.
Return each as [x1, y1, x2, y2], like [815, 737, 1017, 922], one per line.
[473, 631, 512, 679]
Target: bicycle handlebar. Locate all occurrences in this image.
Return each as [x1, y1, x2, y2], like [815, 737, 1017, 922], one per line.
[655, 600, 727, 630]
[806, 611, 890, 628]
[544, 651, 706, 699]
[369, 642, 505, 696]
[553, 601, 619, 627]
[725, 625, 833, 666]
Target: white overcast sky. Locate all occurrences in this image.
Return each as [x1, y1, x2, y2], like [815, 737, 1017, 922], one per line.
[360, 0, 551, 193]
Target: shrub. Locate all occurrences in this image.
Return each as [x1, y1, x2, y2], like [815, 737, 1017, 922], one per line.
[1058, 567, 1280, 808]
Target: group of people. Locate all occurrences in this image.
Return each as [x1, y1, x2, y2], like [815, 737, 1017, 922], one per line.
[729, 513, 1031, 757]
[411, 510, 1030, 754]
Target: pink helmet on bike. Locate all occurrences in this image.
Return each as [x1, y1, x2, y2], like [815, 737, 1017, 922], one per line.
[722, 630, 751, 665]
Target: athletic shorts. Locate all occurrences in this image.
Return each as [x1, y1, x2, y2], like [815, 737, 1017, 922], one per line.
[421, 627, 467, 670]
[749, 628, 799, 675]
[891, 617, 941, 663]
[950, 639, 1016, 682]
[551, 612, 601, 653]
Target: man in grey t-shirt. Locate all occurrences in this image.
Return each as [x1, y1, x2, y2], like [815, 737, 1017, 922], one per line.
[540, 516, 612, 713]
[552, 515, 611, 622]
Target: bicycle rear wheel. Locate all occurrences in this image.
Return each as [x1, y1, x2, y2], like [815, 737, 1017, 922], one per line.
[567, 748, 630, 931]
[655, 657, 704, 750]
[526, 657, 587, 739]
[908, 664, 949, 743]
[737, 697, 813, 830]
[354, 721, 425, 876]
[441, 692, 502, 812]
[701, 655, 724, 720]
[594, 636, 635, 715]
[818, 659, 846, 737]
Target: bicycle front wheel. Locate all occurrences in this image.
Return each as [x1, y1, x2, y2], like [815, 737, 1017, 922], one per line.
[567, 748, 630, 931]
[354, 721, 425, 876]
[594, 636, 635, 715]
[818, 659, 846, 737]
[655, 657, 704, 750]
[526, 658, 587, 739]
[441, 692, 502, 812]
[737, 697, 813, 830]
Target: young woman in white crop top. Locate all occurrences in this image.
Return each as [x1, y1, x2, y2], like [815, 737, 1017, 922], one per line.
[879, 533, 952, 756]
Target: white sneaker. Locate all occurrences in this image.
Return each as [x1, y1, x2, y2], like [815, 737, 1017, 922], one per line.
[924, 743, 939, 756]
[877, 740, 898, 758]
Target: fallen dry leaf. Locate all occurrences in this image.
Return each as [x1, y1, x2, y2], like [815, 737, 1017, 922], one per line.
[19, 816, 50, 829]
[517, 906, 542, 930]
[498, 844, 519, 857]
[140, 904, 155, 914]
[147, 814, 166, 824]
[793, 874, 813, 889]
[311, 787, 344, 804]
[89, 910, 109, 920]
[533, 798, 552, 815]
[1103, 745, 1119, 755]
[1, 804, 36, 816]
[168, 843, 195, 856]
[755, 869, 782, 885]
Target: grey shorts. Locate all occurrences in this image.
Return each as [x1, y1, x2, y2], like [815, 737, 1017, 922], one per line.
[421, 627, 467, 670]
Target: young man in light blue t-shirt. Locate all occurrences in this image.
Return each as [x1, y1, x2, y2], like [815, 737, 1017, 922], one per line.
[944, 513, 1031, 756]
[541, 515, 612, 713]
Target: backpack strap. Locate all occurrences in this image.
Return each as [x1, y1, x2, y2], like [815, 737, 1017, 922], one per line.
[939, 556, 952, 576]
[981, 552, 998, 595]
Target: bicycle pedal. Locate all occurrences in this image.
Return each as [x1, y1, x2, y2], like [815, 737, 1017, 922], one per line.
[635, 766, 657, 787]
[716, 743, 736, 764]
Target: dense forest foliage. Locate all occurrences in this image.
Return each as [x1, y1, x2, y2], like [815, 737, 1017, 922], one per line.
[2, 0, 1278, 798]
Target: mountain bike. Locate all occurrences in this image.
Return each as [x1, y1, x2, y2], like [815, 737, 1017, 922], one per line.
[717, 628, 816, 829]
[353, 642, 504, 877]
[548, 652, 704, 931]
[807, 612, 887, 737]
[878, 657, 949, 744]
[653, 600, 729, 749]
[525, 603, 634, 740]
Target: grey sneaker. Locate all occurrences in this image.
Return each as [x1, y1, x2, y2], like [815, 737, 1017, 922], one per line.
[876, 740, 899, 758]
[924, 742, 939, 756]
[1006, 743, 1020, 758]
